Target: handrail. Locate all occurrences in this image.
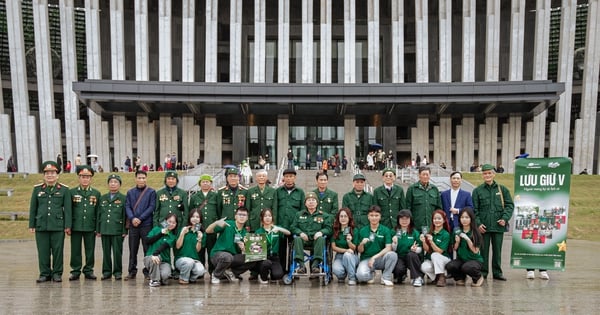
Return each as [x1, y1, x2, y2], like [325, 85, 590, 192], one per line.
[274, 156, 287, 187]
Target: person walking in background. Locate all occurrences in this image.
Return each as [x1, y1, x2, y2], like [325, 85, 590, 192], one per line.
[29, 161, 72, 283]
[69, 165, 102, 281]
[287, 149, 294, 170]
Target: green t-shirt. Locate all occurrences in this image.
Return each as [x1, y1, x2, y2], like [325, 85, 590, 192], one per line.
[175, 229, 206, 261]
[456, 230, 484, 263]
[146, 226, 177, 263]
[255, 227, 284, 257]
[209, 220, 247, 257]
[333, 227, 356, 249]
[354, 224, 392, 261]
[424, 228, 450, 259]
[393, 229, 422, 258]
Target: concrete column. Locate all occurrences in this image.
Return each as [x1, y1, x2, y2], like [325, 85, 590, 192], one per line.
[391, 0, 404, 83]
[205, 0, 218, 82]
[136, 115, 155, 170]
[278, 0, 290, 83]
[344, 0, 356, 83]
[182, 115, 200, 167]
[204, 115, 222, 166]
[254, 0, 266, 83]
[455, 125, 463, 171]
[232, 126, 248, 164]
[525, 121, 534, 157]
[344, 116, 356, 163]
[367, 0, 379, 83]
[135, 0, 149, 81]
[101, 121, 110, 170]
[159, 115, 178, 167]
[501, 123, 510, 172]
[0, 67, 3, 114]
[438, 0, 451, 82]
[7, 0, 38, 172]
[485, 0, 500, 81]
[414, 116, 429, 162]
[230, 0, 242, 82]
[531, 0, 551, 158]
[110, 0, 126, 80]
[113, 116, 127, 171]
[181, 0, 195, 82]
[461, 115, 475, 171]
[60, 0, 85, 168]
[0, 115, 12, 172]
[33, 0, 58, 162]
[159, 0, 172, 81]
[415, 0, 428, 83]
[479, 115, 498, 166]
[277, 115, 290, 169]
[302, 0, 314, 83]
[461, 0, 476, 82]
[434, 115, 451, 166]
[573, 0, 600, 174]
[85, 0, 109, 170]
[550, 0, 577, 157]
[320, 0, 332, 83]
[508, 0, 525, 81]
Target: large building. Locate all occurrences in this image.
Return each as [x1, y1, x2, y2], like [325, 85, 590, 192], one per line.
[0, 0, 598, 174]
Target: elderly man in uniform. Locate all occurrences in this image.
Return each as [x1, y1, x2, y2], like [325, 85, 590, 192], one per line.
[218, 167, 248, 222]
[29, 161, 72, 283]
[373, 168, 406, 229]
[290, 192, 333, 274]
[69, 165, 102, 281]
[342, 173, 375, 229]
[405, 166, 442, 230]
[276, 168, 305, 269]
[472, 164, 514, 281]
[246, 169, 277, 232]
[97, 174, 127, 280]
[189, 174, 218, 273]
[313, 171, 339, 216]
[154, 171, 189, 227]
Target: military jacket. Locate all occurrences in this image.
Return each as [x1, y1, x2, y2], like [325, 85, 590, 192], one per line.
[276, 186, 305, 229]
[342, 190, 375, 229]
[472, 181, 514, 233]
[29, 183, 72, 231]
[217, 185, 248, 220]
[246, 185, 278, 231]
[97, 192, 127, 235]
[154, 186, 189, 226]
[70, 185, 101, 232]
[313, 188, 339, 215]
[405, 182, 442, 230]
[373, 184, 406, 229]
[189, 190, 219, 226]
[290, 209, 333, 238]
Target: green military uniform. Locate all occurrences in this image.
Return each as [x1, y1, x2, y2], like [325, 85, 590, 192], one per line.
[373, 184, 406, 229]
[189, 189, 219, 270]
[217, 185, 248, 222]
[342, 190, 375, 229]
[290, 208, 333, 265]
[405, 182, 442, 231]
[313, 188, 339, 216]
[472, 173, 513, 278]
[354, 224, 393, 260]
[247, 184, 278, 231]
[276, 186, 305, 229]
[29, 161, 72, 281]
[154, 171, 189, 226]
[97, 187, 127, 279]
[69, 178, 101, 278]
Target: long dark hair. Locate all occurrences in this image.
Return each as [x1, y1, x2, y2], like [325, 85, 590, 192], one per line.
[458, 207, 483, 248]
[429, 209, 450, 234]
[333, 208, 355, 239]
[395, 211, 414, 235]
[163, 213, 178, 230]
[187, 208, 203, 231]
[260, 208, 274, 225]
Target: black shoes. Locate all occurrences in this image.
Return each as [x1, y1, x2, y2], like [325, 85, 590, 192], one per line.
[36, 276, 51, 283]
[68, 274, 80, 281]
[124, 274, 136, 281]
[493, 275, 507, 281]
[52, 277, 62, 282]
[84, 274, 97, 280]
[101, 275, 111, 280]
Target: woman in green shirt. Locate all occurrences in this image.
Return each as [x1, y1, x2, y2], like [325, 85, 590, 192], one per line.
[255, 208, 290, 283]
[391, 209, 424, 287]
[331, 208, 359, 285]
[143, 213, 178, 287]
[420, 210, 451, 287]
[175, 209, 206, 284]
[446, 207, 484, 287]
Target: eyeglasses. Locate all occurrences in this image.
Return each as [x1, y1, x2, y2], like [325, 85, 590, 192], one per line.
[236, 213, 248, 217]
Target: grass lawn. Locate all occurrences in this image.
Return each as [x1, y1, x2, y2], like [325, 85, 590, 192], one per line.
[1, 172, 599, 241]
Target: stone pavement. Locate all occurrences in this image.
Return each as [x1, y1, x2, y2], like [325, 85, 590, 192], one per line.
[0, 236, 598, 314]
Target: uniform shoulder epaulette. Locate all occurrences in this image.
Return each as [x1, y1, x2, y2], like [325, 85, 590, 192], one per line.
[58, 182, 69, 188]
[239, 184, 248, 190]
[34, 183, 44, 187]
[218, 185, 227, 191]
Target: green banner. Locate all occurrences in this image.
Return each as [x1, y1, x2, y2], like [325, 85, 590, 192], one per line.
[511, 157, 571, 271]
[244, 233, 267, 263]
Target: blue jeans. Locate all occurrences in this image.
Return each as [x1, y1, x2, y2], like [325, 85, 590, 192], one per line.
[356, 251, 398, 283]
[332, 252, 358, 281]
[175, 257, 206, 282]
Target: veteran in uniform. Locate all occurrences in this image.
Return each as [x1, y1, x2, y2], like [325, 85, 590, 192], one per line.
[246, 169, 277, 232]
[29, 161, 72, 283]
[290, 192, 333, 274]
[405, 166, 442, 230]
[218, 167, 248, 222]
[373, 168, 406, 229]
[154, 171, 189, 226]
[69, 165, 102, 281]
[97, 174, 127, 280]
[342, 173, 375, 229]
[313, 171, 339, 216]
[189, 174, 219, 272]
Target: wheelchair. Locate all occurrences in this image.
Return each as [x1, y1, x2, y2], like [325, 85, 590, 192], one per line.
[282, 235, 332, 285]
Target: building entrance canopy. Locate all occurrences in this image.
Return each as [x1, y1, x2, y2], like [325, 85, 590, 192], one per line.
[74, 80, 564, 125]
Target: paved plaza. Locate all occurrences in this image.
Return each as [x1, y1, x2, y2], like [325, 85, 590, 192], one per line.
[0, 236, 598, 314]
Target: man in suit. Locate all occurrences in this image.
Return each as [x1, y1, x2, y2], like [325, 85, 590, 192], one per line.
[441, 171, 474, 231]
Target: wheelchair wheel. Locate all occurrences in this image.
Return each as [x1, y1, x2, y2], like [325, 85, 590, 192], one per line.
[283, 274, 293, 285]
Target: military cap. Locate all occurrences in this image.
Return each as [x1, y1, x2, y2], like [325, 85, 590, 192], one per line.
[352, 173, 366, 181]
[225, 167, 240, 176]
[76, 165, 94, 176]
[41, 161, 60, 173]
[107, 174, 122, 184]
[165, 171, 178, 179]
[481, 164, 495, 172]
[283, 168, 297, 175]
[305, 191, 318, 201]
[382, 168, 396, 176]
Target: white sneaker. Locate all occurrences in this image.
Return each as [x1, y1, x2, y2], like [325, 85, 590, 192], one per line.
[539, 271, 550, 280]
[223, 269, 239, 282]
[380, 279, 394, 287]
[526, 271, 535, 279]
[348, 280, 356, 286]
[413, 277, 423, 287]
[211, 274, 220, 284]
[148, 280, 161, 287]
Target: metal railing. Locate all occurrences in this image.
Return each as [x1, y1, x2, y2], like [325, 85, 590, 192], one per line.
[274, 156, 287, 188]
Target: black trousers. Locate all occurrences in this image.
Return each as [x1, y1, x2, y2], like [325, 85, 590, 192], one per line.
[258, 256, 284, 281]
[127, 224, 151, 275]
[446, 259, 483, 281]
[393, 251, 423, 280]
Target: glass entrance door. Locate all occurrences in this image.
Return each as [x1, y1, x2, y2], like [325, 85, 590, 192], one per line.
[290, 126, 345, 170]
